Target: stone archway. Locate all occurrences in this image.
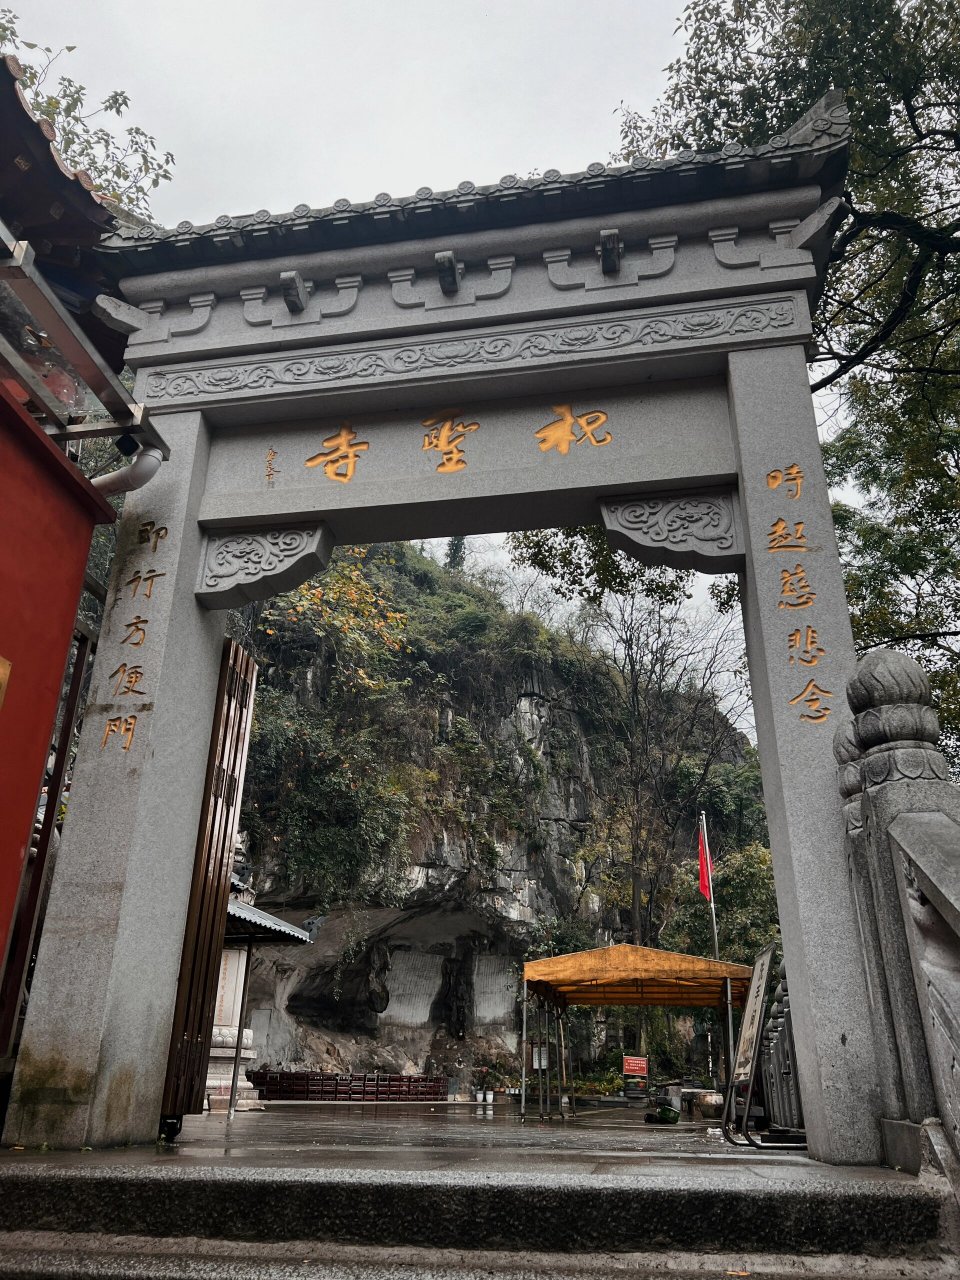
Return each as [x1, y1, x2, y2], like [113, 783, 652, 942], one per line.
[5, 93, 885, 1164]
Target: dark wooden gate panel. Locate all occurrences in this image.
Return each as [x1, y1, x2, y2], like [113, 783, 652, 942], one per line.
[161, 638, 258, 1120]
[0, 622, 97, 1116]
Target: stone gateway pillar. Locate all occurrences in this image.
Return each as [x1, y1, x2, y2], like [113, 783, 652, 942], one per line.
[7, 92, 891, 1161]
[728, 344, 883, 1162]
[4, 414, 228, 1147]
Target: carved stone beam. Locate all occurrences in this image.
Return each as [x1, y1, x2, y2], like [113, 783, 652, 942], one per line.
[280, 269, 308, 313]
[788, 196, 848, 250]
[195, 525, 335, 610]
[168, 293, 217, 337]
[600, 491, 743, 573]
[544, 236, 676, 292]
[710, 221, 813, 271]
[125, 295, 216, 346]
[122, 299, 168, 346]
[388, 256, 515, 310]
[241, 276, 362, 328]
[92, 293, 157, 336]
[435, 250, 462, 295]
[597, 228, 623, 275]
[318, 275, 363, 318]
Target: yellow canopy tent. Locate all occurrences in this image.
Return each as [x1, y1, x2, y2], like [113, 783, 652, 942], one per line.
[519, 945, 753, 1120]
[523, 944, 752, 1009]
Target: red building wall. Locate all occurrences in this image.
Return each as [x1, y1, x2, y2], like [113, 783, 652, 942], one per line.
[0, 384, 115, 970]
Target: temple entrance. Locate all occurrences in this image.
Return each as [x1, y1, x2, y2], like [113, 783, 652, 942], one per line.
[3, 94, 890, 1165]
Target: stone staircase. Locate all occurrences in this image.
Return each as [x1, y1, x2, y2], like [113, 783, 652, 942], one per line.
[0, 1158, 955, 1280]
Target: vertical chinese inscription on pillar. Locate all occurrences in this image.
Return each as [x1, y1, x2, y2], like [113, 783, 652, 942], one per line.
[99, 519, 169, 753]
[764, 463, 834, 724]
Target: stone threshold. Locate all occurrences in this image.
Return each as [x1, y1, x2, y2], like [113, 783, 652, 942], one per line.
[0, 1162, 945, 1256]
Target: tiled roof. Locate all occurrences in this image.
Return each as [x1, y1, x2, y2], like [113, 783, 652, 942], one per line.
[0, 54, 116, 249]
[98, 92, 850, 276]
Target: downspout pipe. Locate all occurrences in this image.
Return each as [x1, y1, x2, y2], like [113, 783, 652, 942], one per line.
[91, 444, 163, 497]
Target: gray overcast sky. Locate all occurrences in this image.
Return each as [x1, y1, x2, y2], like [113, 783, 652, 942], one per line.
[26, 1, 682, 226]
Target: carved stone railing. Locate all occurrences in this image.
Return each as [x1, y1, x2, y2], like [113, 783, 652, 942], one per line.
[760, 963, 804, 1131]
[835, 650, 960, 1162]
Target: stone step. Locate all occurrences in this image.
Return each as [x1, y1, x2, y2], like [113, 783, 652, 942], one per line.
[0, 1164, 945, 1256]
[0, 1236, 957, 1280]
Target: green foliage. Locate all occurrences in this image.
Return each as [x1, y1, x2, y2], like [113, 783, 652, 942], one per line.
[508, 525, 691, 608]
[240, 545, 559, 908]
[557, 592, 754, 947]
[445, 535, 467, 572]
[524, 915, 600, 960]
[0, 8, 174, 216]
[615, 0, 960, 754]
[662, 842, 780, 966]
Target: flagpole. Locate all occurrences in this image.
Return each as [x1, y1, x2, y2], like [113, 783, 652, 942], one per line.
[701, 811, 720, 963]
[701, 811, 735, 1088]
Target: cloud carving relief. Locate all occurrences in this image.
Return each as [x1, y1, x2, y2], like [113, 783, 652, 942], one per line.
[196, 527, 334, 609]
[601, 493, 743, 574]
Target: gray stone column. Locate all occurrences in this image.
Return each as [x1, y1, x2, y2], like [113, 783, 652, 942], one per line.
[4, 412, 227, 1148]
[833, 721, 909, 1122]
[848, 651, 944, 1123]
[728, 344, 883, 1163]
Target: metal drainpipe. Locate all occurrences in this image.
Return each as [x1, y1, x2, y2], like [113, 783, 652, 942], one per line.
[91, 444, 163, 497]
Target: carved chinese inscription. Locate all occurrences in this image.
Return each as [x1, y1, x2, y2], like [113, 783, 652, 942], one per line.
[100, 514, 170, 752]
[304, 424, 370, 483]
[138, 520, 168, 553]
[788, 679, 834, 724]
[121, 615, 149, 647]
[110, 663, 147, 697]
[126, 569, 166, 599]
[535, 404, 611, 455]
[764, 459, 832, 722]
[101, 715, 138, 751]
[422, 412, 479, 473]
[767, 519, 808, 553]
[787, 626, 826, 667]
[767, 464, 804, 500]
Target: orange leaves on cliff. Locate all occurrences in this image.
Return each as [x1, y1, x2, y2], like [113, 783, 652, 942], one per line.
[261, 548, 407, 690]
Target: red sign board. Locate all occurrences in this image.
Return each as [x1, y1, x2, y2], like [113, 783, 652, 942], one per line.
[623, 1055, 648, 1076]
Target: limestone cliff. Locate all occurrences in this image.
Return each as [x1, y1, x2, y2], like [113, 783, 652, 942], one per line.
[245, 656, 603, 1083]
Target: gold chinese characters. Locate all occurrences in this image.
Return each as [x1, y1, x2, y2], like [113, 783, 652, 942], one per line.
[101, 715, 137, 751]
[535, 405, 611, 455]
[422, 412, 479, 473]
[788, 680, 833, 724]
[765, 462, 833, 723]
[100, 519, 169, 753]
[766, 464, 804, 500]
[302, 403, 615, 483]
[787, 626, 826, 667]
[305, 424, 370, 484]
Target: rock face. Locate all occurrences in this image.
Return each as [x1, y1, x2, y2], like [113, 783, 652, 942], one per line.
[246, 665, 601, 1089]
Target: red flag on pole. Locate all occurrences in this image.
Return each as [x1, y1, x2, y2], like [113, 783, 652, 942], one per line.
[698, 813, 713, 901]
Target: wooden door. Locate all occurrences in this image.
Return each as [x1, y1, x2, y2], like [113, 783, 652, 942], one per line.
[160, 638, 258, 1121]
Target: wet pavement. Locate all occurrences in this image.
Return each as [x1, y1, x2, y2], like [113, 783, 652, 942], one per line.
[0, 1104, 947, 1265]
[1, 1101, 912, 1183]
